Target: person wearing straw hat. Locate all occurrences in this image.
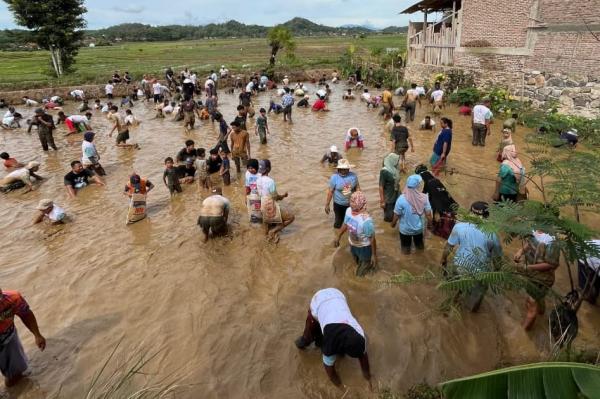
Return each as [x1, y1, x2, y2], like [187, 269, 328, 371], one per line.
[391, 174, 432, 254]
[33, 199, 65, 225]
[334, 191, 377, 276]
[321, 145, 341, 167]
[325, 159, 360, 229]
[0, 162, 42, 192]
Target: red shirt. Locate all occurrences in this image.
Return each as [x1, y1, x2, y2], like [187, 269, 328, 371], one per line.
[0, 291, 30, 340]
[312, 99, 326, 111]
[458, 105, 472, 116]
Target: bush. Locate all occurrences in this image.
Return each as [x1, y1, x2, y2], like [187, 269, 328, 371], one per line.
[448, 87, 481, 106]
[405, 383, 442, 399]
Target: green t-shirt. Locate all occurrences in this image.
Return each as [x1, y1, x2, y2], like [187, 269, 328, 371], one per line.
[498, 164, 518, 195]
[379, 169, 399, 204]
[256, 115, 267, 130]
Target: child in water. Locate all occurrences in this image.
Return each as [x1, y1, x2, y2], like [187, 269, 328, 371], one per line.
[345, 128, 364, 150]
[163, 157, 182, 195]
[255, 108, 270, 145]
[195, 148, 209, 190]
[420, 115, 436, 130]
[220, 149, 231, 186]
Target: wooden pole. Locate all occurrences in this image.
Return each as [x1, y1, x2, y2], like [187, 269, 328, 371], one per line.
[423, 11, 428, 63]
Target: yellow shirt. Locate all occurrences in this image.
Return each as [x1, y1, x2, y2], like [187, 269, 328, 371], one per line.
[382, 90, 392, 104]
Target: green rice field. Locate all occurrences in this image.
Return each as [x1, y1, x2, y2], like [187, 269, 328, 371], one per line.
[0, 34, 406, 90]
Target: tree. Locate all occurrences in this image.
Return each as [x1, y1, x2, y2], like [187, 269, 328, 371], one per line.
[266, 25, 295, 66]
[3, 0, 87, 76]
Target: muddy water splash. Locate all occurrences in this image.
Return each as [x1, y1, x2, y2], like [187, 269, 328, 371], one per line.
[1, 86, 599, 399]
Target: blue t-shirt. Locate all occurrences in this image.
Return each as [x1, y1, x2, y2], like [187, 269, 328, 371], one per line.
[393, 195, 432, 235]
[447, 222, 502, 272]
[329, 172, 359, 206]
[433, 128, 452, 156]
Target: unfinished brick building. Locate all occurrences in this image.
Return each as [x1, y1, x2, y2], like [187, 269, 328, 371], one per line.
[402, 0, 600, 113]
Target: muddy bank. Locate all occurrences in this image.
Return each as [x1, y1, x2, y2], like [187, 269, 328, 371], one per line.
[0, 69, 335, 105]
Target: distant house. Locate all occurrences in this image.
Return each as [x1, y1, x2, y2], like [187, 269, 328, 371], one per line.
[401, 0, 600, 87]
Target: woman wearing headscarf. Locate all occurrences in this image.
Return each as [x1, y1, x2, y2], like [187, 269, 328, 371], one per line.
[334, 191, 377, 276]
[391, 174, 433, 254]
[496, 128, 514, 162]
[493, 144, 526, 202]
[256, 159, 295, 243]
[379, 153, 401, 222]
[295, 288, 371, 387]
[415, 164, 457, 239]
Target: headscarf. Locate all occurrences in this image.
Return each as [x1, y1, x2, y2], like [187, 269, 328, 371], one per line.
[403, 174, 428, 215]
[258, 159, 271, 174]
[382, 153, 400, 187]
[501, 144, 524, 182]
[83, 131, 95, 142]
[350, 191, 367, 214]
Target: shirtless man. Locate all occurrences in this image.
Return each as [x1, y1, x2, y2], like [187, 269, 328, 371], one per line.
[197, 187, 230, 242]
[403, 83, 421, 122]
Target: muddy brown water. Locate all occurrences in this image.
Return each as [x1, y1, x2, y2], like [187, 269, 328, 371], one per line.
[1, 86, 599, 398]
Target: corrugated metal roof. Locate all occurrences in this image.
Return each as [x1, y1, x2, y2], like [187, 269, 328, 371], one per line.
[400, 0, 460, 14]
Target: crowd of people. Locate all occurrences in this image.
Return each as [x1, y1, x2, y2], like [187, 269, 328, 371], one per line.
[1, 65, 597, 391]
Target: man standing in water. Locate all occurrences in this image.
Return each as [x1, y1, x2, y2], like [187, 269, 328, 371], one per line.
[229, 121, 250, 176]
[281, 88, 294, 123]
[441, 201, 503, 312]
[0, 288, 46, 387]
[32, 108, 57, 151]
[181, 96, 199, 133]
[257, 160, 295, 243]
[198, 187, 230, 243]
[295, 288, 371, 388]
[403, 84, 421, 122]
[472, 99, 493, 146]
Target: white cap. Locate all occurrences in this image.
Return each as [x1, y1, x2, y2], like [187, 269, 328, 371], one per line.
[330, 145, 338, 153]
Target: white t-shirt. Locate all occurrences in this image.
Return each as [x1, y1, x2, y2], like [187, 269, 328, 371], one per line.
[152, 83, 162, 95]
[420, 119, 436, 128]
[282, 78, 289, 86]
[256, 175, 276, 197]
[205, 79, 215, 89]
[245, 82, 254, 92]
[211, 72, 218, 82]
[125, 114, 137, 125]
[105, 84, 114, 95]
[47, 205, 66, 222]
[190, 74, 197, 85]
[316, 89, 327, 98]
[310, 288, 365, 337]
[50, 96, 60, 103]
[101, 104, 110, 113]
[68, 115, 89, 124]
[71, 90, 84, 98]
[415, 86, 425, 96]
[25, 99, 38, 106]
[473, 104, 493, 125]
[361, 92, 371, 101]
[137, 89, 144, 97]
[81, 141, 97, 164]
[163, 104, 174, 114]
[220, 67, 227, 77]
[580, 240, 600, 271]
[3, 168, 31, 184]
[200, 195, 230, 217]
[431, 89, 444, 102]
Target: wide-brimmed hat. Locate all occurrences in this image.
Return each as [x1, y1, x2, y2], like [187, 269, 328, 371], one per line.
[26, 161, 40, 169]
[330, 145, 339, 153]
[36, 199, 53, 210]
[336, 159, 354, 170]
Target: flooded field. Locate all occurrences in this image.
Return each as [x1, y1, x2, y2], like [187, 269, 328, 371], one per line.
[1, 85, 598, 398]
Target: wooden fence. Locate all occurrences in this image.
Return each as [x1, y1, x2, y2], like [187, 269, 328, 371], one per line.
[407, 9, 461, 66]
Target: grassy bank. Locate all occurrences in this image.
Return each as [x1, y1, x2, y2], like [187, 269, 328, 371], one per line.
[0, 34, 405, 90]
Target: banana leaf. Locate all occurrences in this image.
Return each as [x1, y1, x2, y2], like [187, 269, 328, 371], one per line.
[441, 362, 600, 399]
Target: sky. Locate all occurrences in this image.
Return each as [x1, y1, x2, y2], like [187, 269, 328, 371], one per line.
[0, 0, 422, 30]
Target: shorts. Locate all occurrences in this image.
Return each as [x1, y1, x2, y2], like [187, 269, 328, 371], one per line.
[184, 112, 195, 126]
[107, 93, 113, 100]
[399, 232, 424, 252]
[283, 105, 292, 115]
[0, 331, 28, 379]
[198, 215, 227, 236]
[116, 130, 130, 144]
[153, 94, 160, 103]
[168, 182, 182, 194]
[65, 118, 75, 131]
[395, 145, 409, 156]
[351, 245, 374, 276]
[333, 202, 348, 229]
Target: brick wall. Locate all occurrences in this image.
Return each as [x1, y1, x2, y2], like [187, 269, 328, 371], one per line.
[460, 0, 535, 47]
[540, 0, 600, 24]
[527, 31, 600, 77]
